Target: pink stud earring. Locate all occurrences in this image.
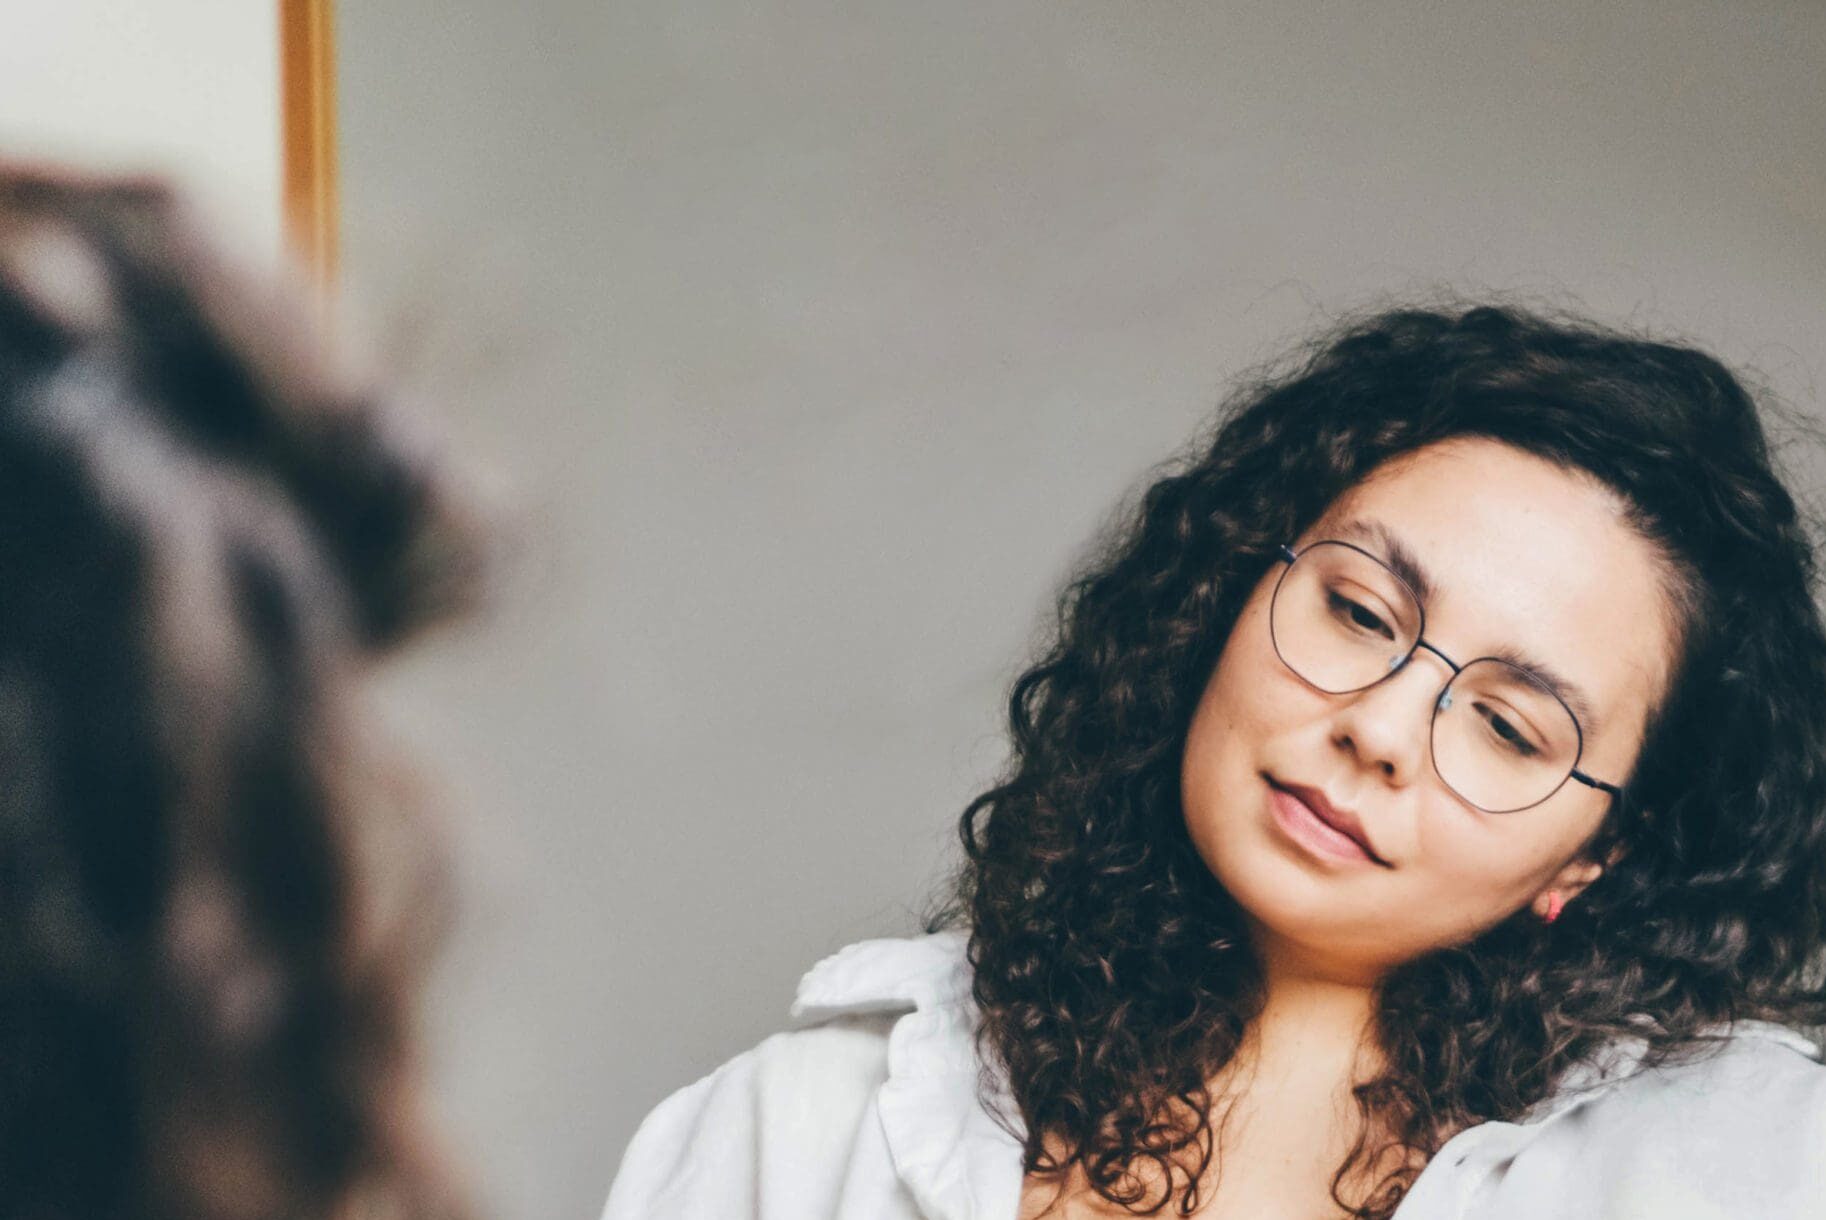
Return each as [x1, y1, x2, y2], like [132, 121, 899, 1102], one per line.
[1544, 892, 1565, 924]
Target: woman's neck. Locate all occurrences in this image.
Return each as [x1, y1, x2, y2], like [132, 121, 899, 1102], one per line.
[1229, 928, 1387, 1091]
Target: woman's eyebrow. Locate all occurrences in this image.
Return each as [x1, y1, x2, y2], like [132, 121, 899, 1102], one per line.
[1331, 517, 1604, 739]
[1335, 518, 1435, 605]
[1508, 651, 1602, 740]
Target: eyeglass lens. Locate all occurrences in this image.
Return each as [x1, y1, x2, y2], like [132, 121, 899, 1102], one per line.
[1270, 541, 1582, 812]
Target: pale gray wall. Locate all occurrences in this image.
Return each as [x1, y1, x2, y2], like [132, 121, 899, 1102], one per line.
[338, 4, 1826, 1219]
[0, 0, 280, 256]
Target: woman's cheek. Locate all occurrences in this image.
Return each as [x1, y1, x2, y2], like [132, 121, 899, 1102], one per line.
[1415, 811, 1556, 933]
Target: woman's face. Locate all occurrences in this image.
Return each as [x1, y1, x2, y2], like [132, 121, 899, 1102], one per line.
[1181, 437, 1680, 982]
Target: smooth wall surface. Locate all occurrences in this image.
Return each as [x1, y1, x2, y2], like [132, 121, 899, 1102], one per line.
[338, 4, 1826, 1218]
[0, 0, 281, 258]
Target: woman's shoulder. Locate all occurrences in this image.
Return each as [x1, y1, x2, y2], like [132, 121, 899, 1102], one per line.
[601, 930, 1000, 1220]
[659, 928, 977, 1121]
[1604, 1022, 1826, 1142]
[1456, 1022, 1826, 1216]
[1572, 1020, 1825, 1128]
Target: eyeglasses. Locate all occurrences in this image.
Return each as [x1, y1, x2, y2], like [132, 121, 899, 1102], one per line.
[1270, 540, 1626, 814]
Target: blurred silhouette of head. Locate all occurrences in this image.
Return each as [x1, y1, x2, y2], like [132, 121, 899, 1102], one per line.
[0, 163, 486, 1220]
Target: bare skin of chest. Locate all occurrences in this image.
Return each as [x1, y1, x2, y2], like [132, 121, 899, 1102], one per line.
[1016, 1066, 1380, 1220]
[1017, 1152, 1355, 1219]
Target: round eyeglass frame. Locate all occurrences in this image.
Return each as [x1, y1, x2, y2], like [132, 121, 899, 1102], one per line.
[1269, 539, 1628, 815]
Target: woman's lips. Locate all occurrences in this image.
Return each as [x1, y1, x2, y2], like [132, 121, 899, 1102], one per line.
[1265, 779, 1389, 867]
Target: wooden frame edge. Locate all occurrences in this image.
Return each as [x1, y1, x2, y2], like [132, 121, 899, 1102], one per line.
[281, 0, 338, 285]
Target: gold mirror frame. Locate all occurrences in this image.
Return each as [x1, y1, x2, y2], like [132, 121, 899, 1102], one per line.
[281, 0, 337, 285]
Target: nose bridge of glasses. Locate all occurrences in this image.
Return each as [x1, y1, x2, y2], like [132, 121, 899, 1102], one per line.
[1381, 637, 1462, 713]
[1342, 636, 1441, 726]
[1409, 637, 1461, 678]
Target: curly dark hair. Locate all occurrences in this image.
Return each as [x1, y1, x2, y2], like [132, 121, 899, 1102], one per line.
[934, 304, 1826, 1216]
[0, 165, 487, 1220]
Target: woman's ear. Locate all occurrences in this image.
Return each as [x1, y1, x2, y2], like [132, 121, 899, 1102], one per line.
[1534, 831, 1630, 917]
[1532, 854, 1607, 918]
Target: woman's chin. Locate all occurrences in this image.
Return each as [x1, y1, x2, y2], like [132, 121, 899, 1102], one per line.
[1202, 838, 1404, 958]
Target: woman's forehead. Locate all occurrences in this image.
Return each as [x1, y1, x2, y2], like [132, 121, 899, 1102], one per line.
[1312, 440, 1678, 733]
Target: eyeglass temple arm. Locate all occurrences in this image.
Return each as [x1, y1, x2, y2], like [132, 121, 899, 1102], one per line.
[1570, 770, 1625, 801]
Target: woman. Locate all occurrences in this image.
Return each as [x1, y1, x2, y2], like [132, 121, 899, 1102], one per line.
[602, 305, 1826, 1218]
[0, 165, 485, 1220]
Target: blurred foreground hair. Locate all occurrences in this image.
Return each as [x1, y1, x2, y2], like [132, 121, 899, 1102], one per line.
[937, 304, 1826, 1216]
[0, 164, 486, 1220]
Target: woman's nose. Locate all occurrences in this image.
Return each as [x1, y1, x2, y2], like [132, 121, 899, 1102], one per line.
[1328, 648, 1450, 787]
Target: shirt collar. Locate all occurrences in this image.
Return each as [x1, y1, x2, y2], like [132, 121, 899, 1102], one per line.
[790, 933, 1822, 1219]
[789, 929, 974, 1026]
[792, 931, 1021, 1220]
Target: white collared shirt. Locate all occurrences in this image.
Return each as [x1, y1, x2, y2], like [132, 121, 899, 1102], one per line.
[601, 931, 1826, 1219]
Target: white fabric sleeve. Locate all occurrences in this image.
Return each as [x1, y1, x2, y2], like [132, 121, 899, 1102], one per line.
[599, 1019, 896, 1220]
[600, 1050, 762, 1220]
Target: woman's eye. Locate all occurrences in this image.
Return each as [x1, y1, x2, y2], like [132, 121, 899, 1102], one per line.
[1476, 704, 1541, 758]
[1327, 592, 1395, 641]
